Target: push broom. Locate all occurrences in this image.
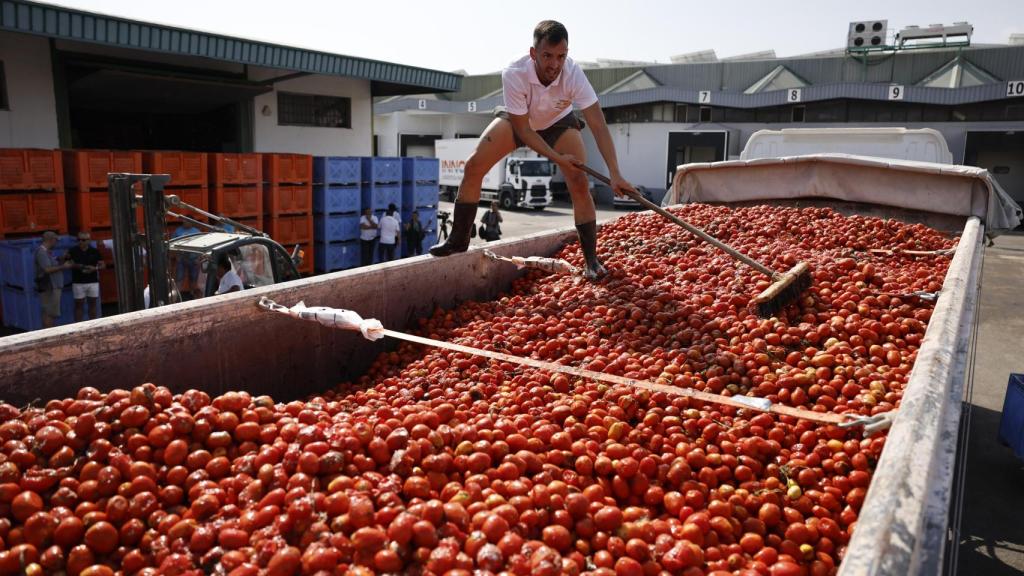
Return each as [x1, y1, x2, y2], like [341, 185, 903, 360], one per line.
[579, 165, 811, 317]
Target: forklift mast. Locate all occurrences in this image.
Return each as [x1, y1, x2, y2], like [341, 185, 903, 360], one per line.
[108, 173, 172, 313]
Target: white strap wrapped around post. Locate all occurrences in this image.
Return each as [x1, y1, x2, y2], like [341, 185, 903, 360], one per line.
[257, 296, 890, 433]
[483, 249, 579, 276]
[258, 297, 385, 341]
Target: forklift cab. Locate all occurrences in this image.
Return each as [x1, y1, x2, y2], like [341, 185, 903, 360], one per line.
[168, 233, 301, 298]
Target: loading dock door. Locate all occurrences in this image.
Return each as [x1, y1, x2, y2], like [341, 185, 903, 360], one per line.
[62, 56, 268, 152]
[964, 131, 1024, 206]
[400, 134, 441, 157]
[666, 131, 728, 188]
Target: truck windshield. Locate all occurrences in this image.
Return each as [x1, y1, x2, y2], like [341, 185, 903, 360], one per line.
[519, 161, 552, 177]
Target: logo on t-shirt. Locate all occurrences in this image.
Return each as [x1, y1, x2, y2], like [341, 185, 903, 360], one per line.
[553, 99, 571, 111]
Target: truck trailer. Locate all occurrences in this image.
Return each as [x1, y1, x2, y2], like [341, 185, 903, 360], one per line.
[436, 138, 554, 210]
[0, 149, 1019, 574]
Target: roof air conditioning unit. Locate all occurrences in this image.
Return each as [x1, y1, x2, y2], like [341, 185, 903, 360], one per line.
[848, 20, 887, 50]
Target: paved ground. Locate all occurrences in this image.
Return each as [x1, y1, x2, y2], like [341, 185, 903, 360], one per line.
[437, 198, 635, 248]
[955, 232, 1024, 575]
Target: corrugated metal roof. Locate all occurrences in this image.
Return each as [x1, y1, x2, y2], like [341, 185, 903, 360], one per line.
[1, 0, 461, 94]
[378, 44, 1024, 113]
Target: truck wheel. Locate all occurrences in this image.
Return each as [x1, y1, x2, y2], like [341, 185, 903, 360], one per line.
[500, 194, 515, 211]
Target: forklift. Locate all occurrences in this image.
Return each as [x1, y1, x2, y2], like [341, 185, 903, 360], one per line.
[108, 173, 302, 313]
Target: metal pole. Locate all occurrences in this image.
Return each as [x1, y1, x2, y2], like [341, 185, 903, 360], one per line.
[141, 175, 171, 308]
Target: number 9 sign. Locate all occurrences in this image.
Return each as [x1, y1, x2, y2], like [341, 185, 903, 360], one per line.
[888, 85, 904, 100]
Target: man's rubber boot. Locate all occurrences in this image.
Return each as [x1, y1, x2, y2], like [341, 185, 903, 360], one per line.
[430, 202, 478, 257]
[575, 220, 608, 281]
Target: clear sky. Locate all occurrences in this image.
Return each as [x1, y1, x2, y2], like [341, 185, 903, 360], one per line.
[46, 0, 1023, 74]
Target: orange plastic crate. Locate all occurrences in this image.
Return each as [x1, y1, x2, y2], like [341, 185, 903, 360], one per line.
[165, 188, 208, 224]
[0, 192, 67, 236]
[63, 150, 142, 190]
[228, 215, 263, 234]
[0, 149, 63, 191]
[209, 153, 262, 186]
[265, 214, 313, 244]
[143, 152, 208, 188]
[263, 154, 312, 185]
[263, 183, 312, 216]
[211, 186, 262, 218]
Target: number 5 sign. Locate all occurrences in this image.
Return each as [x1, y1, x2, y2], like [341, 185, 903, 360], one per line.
[467, 101, 478, 112]
[787, 89, 802, 103]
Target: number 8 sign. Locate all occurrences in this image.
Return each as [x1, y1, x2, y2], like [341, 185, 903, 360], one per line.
[788, 89, 802, 103]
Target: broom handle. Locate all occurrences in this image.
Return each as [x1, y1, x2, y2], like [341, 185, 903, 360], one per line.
[578, 164, 778, 278]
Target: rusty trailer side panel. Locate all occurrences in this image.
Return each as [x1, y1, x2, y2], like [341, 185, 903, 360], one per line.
[0, 229, 576, 405]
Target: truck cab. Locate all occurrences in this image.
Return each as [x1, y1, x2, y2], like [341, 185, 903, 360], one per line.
[504, 156, 555, 210]
[169, 232, 301, 298]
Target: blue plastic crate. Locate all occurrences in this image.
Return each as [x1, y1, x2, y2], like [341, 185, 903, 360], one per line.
[999, 373, 1024, 460]
[361, 157, 402, 184]
[314, 213, 361, 243]
[313, 157, 361, 186]
[313, 185, 360, 215]
[1, 285, 100, 331]
[314, 241, 360, 272]
[0, 236, 79, 289]
[362, 183, 402, 212]
[402, 182, 439, 209]
[402, 157, 439, 182]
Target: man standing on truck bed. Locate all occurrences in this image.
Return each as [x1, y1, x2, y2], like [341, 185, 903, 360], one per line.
[429, 20, 636, 280]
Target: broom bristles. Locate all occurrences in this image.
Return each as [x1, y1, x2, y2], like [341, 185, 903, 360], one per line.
[753, 262, 812, 318]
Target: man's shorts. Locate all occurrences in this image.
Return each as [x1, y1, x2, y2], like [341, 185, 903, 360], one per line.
[40, 288, 61, 318]
[494, 107, 586, 149]
[72, 282, 100, 299]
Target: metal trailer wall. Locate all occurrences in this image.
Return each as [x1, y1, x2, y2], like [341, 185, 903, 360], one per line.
[0, 228, 576, 404]
[0, 204, 985, 574]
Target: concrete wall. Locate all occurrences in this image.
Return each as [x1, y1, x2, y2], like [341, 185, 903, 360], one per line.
[375, 110, 492, 156]
[250, 67, 373, 156]
[0, 33, 59, 148]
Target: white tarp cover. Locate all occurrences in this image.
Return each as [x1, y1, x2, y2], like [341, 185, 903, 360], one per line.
[664, 153, 1023, 231]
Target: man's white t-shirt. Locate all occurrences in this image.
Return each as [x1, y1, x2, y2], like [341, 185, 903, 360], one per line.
[216, 268, 244, 295]
[501, 55, 599, 131]
[360, 215, 379, 241]
[379, 214, 400, 245]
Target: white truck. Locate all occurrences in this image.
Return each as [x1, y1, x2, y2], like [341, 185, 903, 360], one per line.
[435, 138, 554, 210]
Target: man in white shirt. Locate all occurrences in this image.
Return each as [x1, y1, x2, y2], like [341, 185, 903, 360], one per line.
[430, 20, 637, 280]
[378, 207, 401, 262]
[359, 208, 379, 266]
[214, 256, 243, 295]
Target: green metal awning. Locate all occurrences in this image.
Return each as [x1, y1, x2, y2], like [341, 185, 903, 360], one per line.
[1, 0, 462, 95]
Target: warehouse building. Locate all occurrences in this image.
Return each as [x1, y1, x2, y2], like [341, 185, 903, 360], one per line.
[0, 0, 460, 155]
[375, 22, 1024, 204]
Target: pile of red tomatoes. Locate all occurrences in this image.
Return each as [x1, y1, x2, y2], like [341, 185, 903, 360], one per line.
[0, 205, 956, 575]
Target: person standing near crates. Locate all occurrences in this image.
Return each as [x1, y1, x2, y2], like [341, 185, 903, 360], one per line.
[359, 208, 379, 267]
[65, 231, 105, 322]
[429, 20, 637, 280]
[34, 231, 72, 329]
[378, 206, 401, 262]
